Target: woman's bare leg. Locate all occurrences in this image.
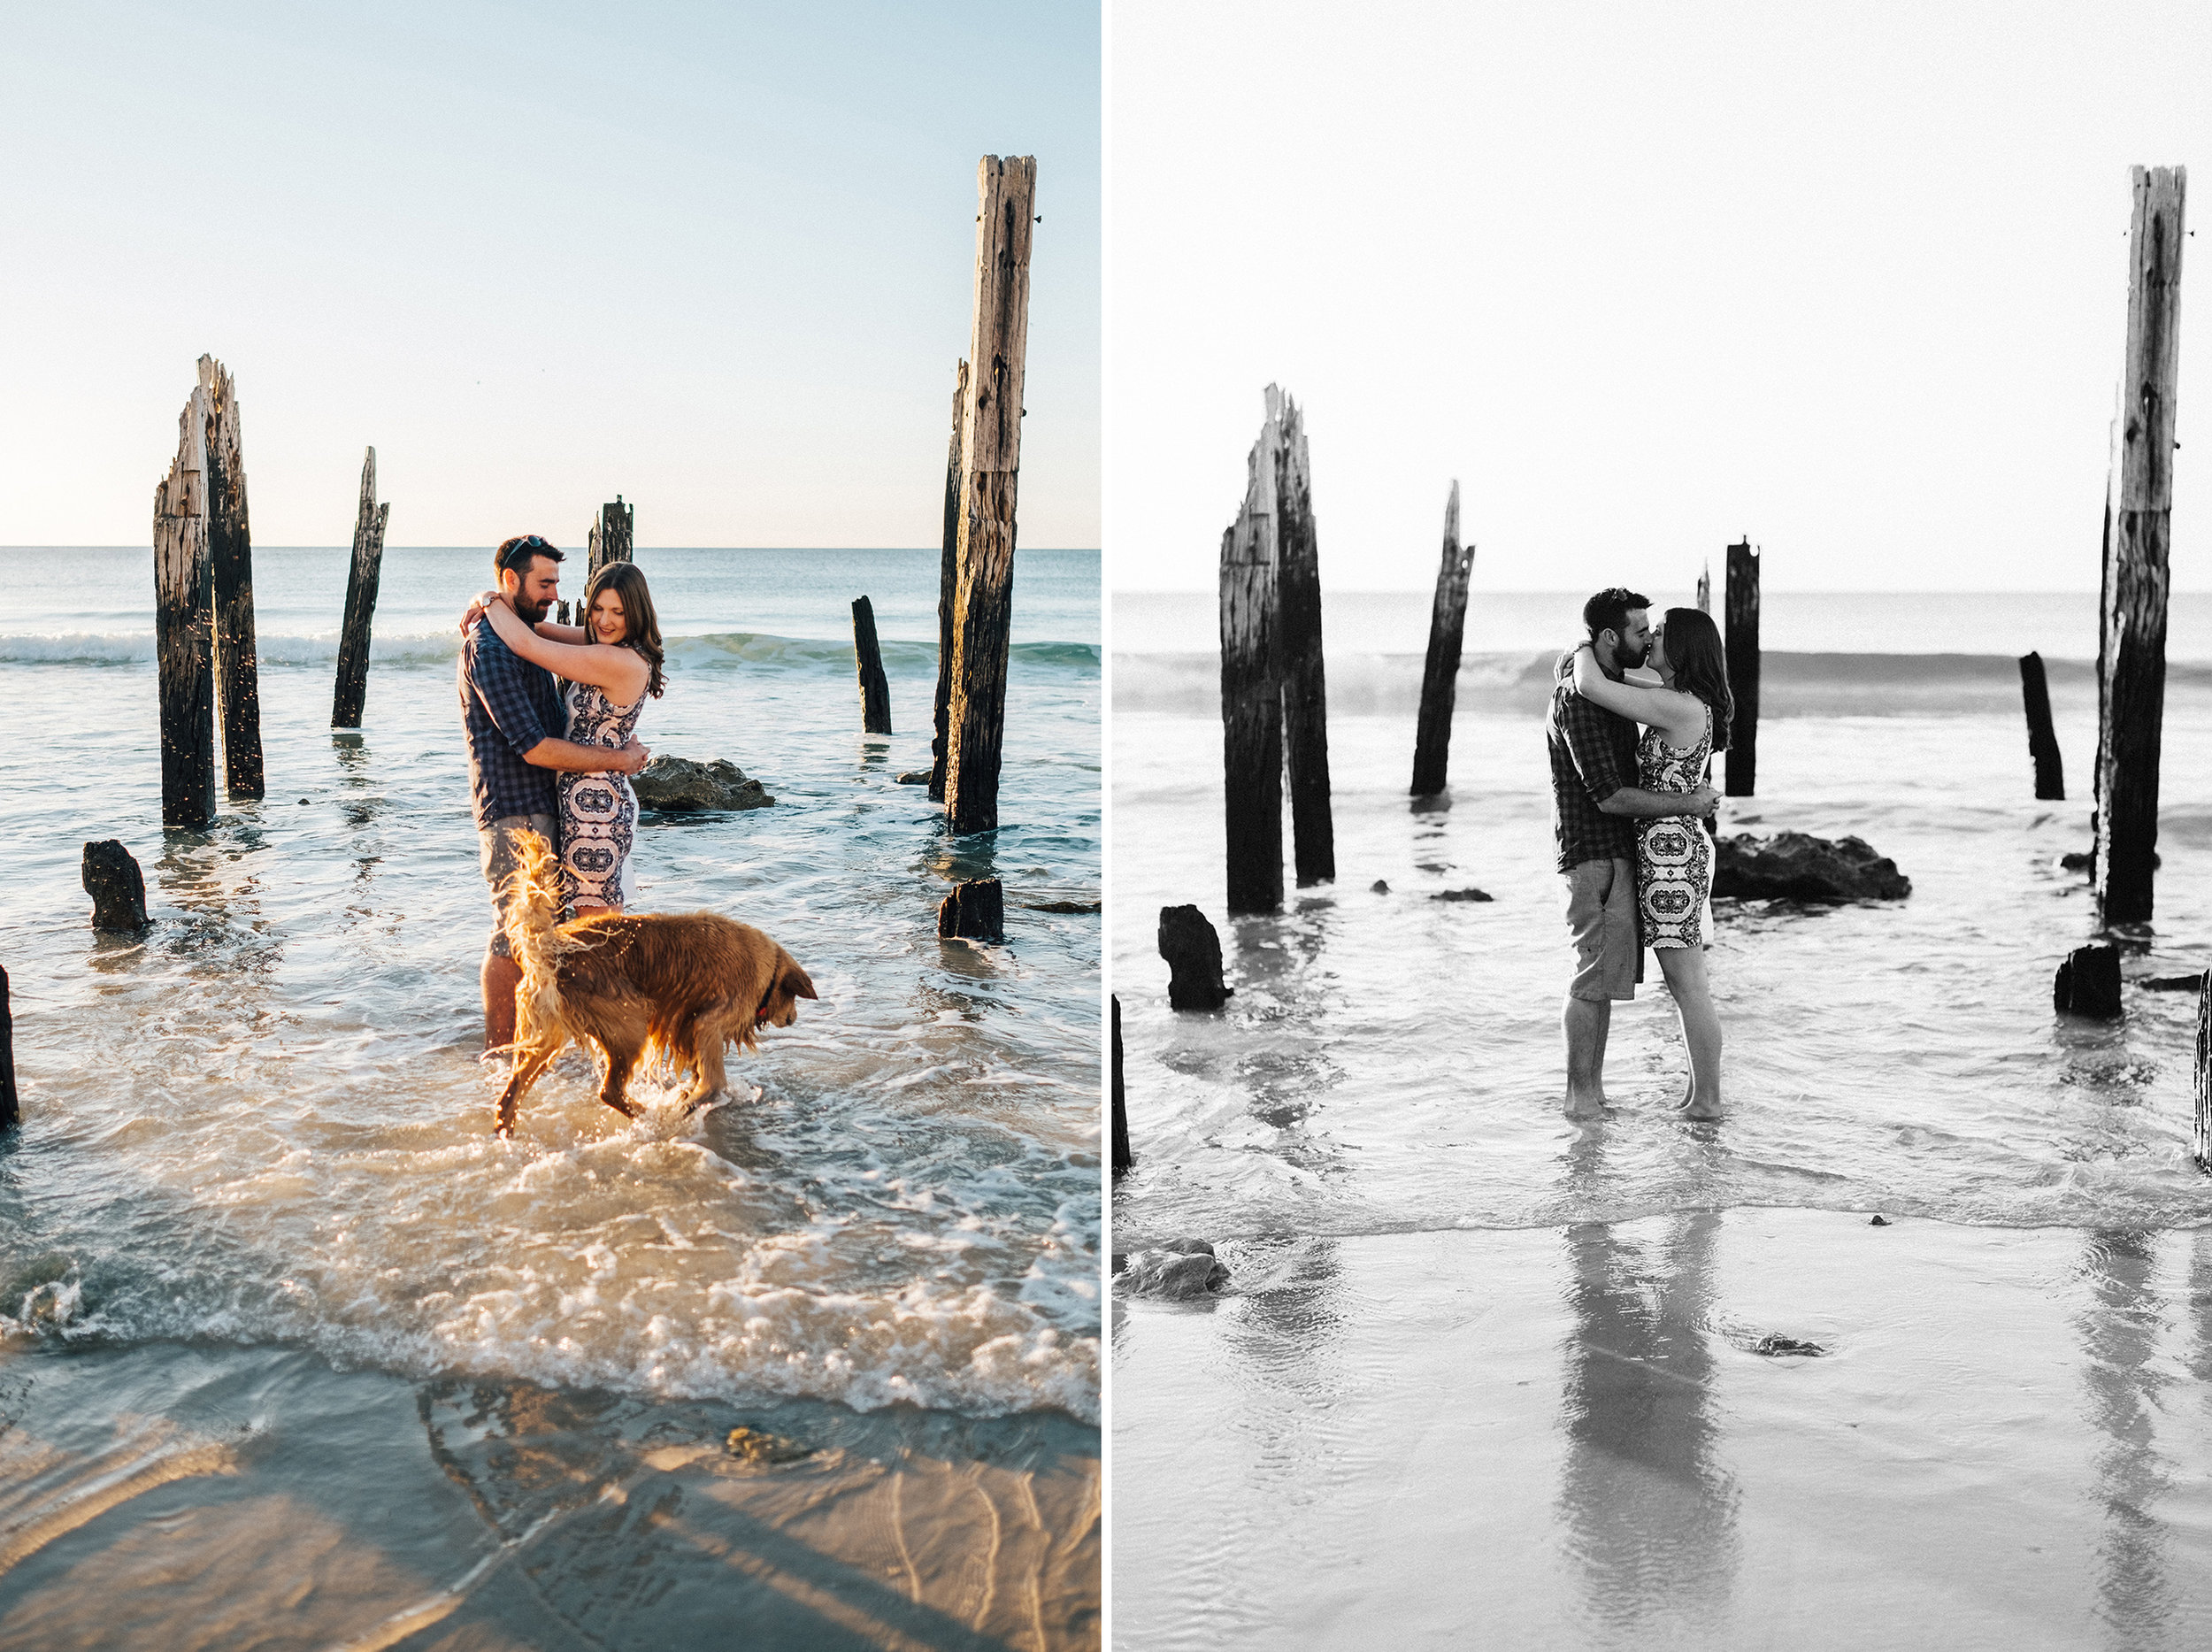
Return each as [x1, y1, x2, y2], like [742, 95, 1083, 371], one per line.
[1655, 945, 1722, 1118]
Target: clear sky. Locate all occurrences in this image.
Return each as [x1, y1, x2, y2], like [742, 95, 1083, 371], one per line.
[2, 1, 1099, 549]
[1108, 1, 2211, 592]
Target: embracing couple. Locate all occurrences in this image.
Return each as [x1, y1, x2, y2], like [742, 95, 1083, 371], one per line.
[1545, 587, 1733, 1121]
[458, 534, 669, 1052]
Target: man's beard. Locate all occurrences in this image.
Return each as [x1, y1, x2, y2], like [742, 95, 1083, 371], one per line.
[1620, 639, 1650, 669]
[512, 593, 551, 626]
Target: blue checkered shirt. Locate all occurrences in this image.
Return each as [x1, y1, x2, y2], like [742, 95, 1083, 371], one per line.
[1545, 649, 1638, 872]
[459, 618, 561, 827]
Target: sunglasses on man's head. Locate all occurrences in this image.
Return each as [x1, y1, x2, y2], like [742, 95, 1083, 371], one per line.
[501, 535, 553, 570]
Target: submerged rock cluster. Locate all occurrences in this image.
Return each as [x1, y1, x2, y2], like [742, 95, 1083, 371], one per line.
[1713, 831, 1909, 903]
[632, 757, 775, 812]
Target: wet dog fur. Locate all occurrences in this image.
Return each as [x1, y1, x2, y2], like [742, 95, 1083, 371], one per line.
[493, 830, 818, 1135]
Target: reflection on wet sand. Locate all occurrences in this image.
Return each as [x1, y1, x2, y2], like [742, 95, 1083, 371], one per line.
[0, 1347, 1100, 1652]
[2077, 1230, 2179, 1644]
[1556, 1202, 1738, 1639]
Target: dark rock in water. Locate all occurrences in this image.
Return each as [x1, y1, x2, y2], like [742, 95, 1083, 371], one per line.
[1119, 1248, 1231, 1300]
[725, 1425, 811, 1464]
[2054, 943, 2124, 1019]
[1432, 887, 1494, 903]
[1027, 899, 1102, 914]
[633, 757, 775, 811]
[1752, 1334, 1825, 1357]
[2139, 972, 2208, 992]
[895, 770, 931, 785]
[82, 840, 150, 931]
[1869, 1214, 1893, 1226]
[938, 878, 1004, 941]
[1159, 1236, 1216, 1256]
[1371, 880, 1390, 895]
[1713, 832, 1910, 903]
[1158, 904, 1230, 1010]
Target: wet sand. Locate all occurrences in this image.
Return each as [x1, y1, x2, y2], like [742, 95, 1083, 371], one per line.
[0, 1340, 1099, 1651]
[1111, 1208, 2212, 1649]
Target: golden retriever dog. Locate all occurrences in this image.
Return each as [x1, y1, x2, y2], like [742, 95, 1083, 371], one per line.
[492, 830, 818, 1136]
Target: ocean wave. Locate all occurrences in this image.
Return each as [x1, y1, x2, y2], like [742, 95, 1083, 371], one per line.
[1114, 649, 2212, 718]
[2, 629, 1102, 675]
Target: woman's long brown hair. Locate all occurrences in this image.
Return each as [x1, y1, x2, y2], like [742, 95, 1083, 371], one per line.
[586, 562, 665, 699]
[1661, 606, 1732, 751]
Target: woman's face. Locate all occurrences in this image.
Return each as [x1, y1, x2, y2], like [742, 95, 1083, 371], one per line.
[1649, 624, 1671, 676]
[590, 590, 628, 645]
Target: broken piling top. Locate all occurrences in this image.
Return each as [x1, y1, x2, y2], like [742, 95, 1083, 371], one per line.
[963, 156, 1038, 480]
[1411, 478, 1474, 796]
[1219, 388, 1288, 914]
[2118, 166, 2185, 516]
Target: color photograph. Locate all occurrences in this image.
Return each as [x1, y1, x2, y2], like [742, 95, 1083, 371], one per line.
[0, 5, 1101, 1648]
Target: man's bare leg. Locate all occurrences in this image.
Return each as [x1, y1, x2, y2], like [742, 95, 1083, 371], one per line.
[1563, 995, 1610, 1118]
[483, 951, 523, 1054]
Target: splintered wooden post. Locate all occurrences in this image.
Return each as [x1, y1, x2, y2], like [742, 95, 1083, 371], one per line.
[331, 447, 391, 729]
[1410, 479, 1473, 796]
[1110, 993, 1132, 1175]
[155, 388, 216, 829]
[2018, 651, 2065, 800]
[937, 878, 1005, 941]
[1697, 561, 1710, 614]
[944, 156, 1037, 836]
[852, 595, 893, 734]
[2095, 165, 2185, 927]
[0, 964, 18, 1132]
[587, 496, 634, 582]
[82, 840, 150, 931]
[1221, 396, 1285, 914]
[930, 361, 968, 802]
[197, 357, 263, 799]
[1724, 539, 1761, 796]
[2194, 968, 2210, 1171]
[1274, 391, 1333, 885]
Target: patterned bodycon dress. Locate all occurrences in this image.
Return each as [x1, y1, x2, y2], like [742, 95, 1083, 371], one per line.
[1636, 703, 1714, 949]
[557, 680, 647, 911]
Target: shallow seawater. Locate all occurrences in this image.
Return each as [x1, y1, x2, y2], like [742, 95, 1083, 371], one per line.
[1112, 639, 2212, 1241]
[2, 545, 1102, 1425]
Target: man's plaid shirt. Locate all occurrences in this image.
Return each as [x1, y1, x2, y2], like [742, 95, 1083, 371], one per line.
[459, 618, 562, 828]
[1545, 649, 1638, 872]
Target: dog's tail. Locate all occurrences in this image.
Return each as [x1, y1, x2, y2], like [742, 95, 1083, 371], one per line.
[499, 829, 580, 1055]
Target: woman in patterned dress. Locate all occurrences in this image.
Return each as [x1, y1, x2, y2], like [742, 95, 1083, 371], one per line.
[473, 562, 666, 916]
[1571, 608, 1732, 1118]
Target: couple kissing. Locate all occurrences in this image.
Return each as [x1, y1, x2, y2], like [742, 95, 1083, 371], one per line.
[1545, 587, 1733, 1122]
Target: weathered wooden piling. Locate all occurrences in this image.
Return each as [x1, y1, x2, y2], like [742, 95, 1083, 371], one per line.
[1221, 398, 1285, 914]
[2094, 165, 2186, 927]
[1696, 561, 1710, 614]
[197, 357, 263, 800]
[155, 388, 216, 830]
[2054, 942, 2124, 1019]
[587, 496, 634, 582]
[852, 595, 893, 734]
[1410, 480, 1473, 798]
[1724, 539, 1761, 796]
[1159, 904, 1230, 1010]
[2194, 968, 2210, 1171]
[1274, 393, 1334, 886]
[944, 157, 1037, 837]
[929, 361, 968, 803]
[1111, 993, 1132, 1175]
[82, 840, 150, 931]
[331, 447, 391, 729]
[2018, 651, 2065, 800]
[937, 877, 1005, 941]
[0, 964, 18, 1132]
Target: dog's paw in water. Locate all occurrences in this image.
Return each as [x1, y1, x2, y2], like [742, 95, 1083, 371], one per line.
[683, 1084, 764, 1117]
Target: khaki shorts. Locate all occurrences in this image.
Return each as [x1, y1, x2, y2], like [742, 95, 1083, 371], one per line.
[1561, 857, 1639, 1003]
[480, 813, 557, 959]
